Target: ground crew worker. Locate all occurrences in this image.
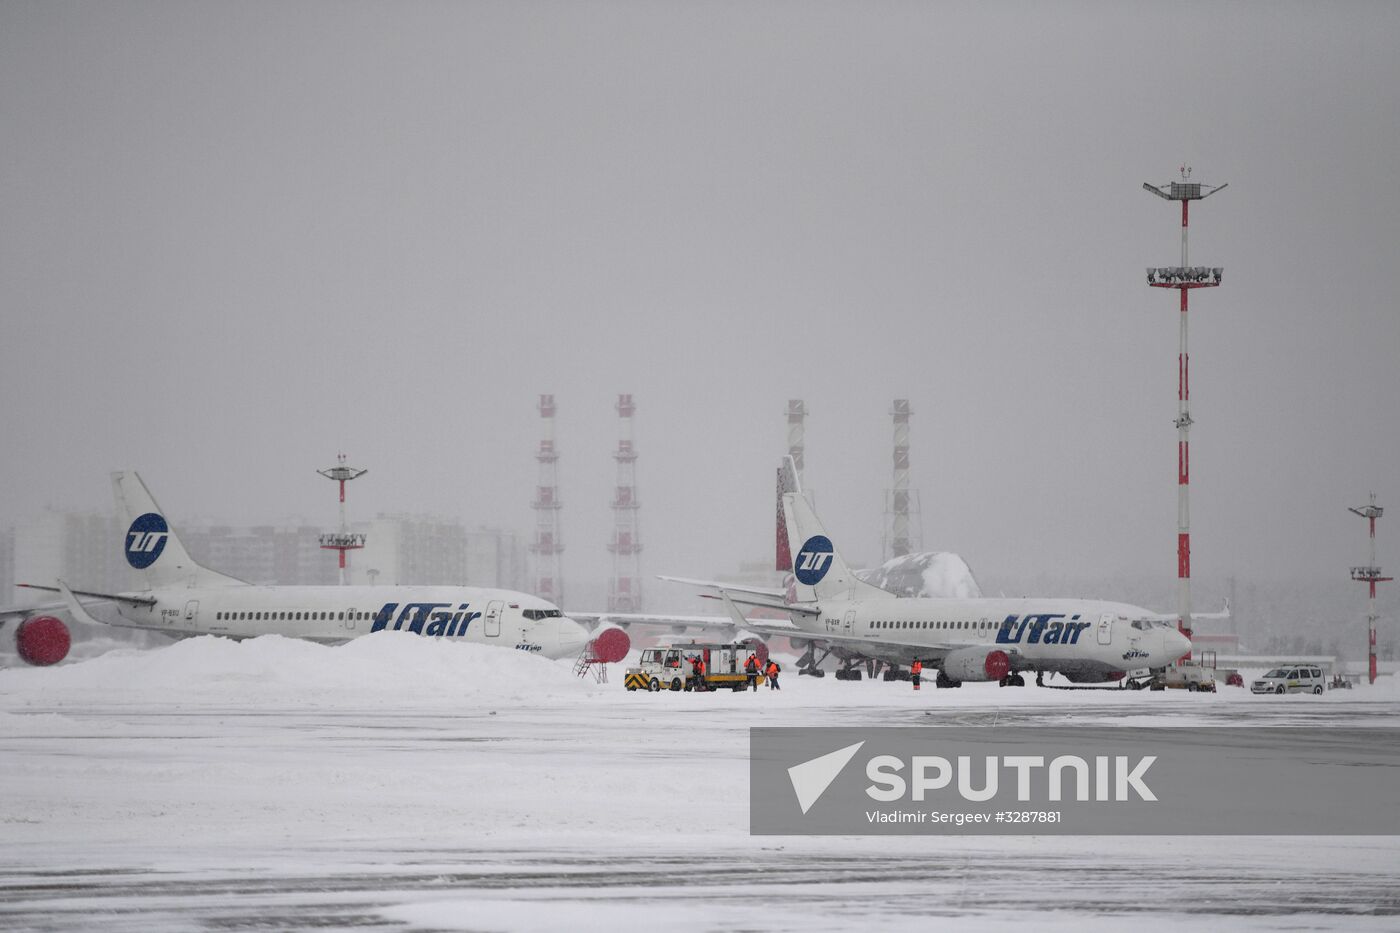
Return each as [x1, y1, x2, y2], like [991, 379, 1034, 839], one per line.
[744, 652, 760, 691]
[766, 658, 781, 690]
[911, 659, 923, 691]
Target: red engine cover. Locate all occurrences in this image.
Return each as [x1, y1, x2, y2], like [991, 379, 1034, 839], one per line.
[742, 637, 770, 666]
[16, 615, 71, 666]
[984, 649, 1010, 681]
[590, 627, 631, 663]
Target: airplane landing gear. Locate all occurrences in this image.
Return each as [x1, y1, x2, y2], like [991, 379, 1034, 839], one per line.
[999, 673, 1027, 687]
[797, 642, 831, 677]
[935, 669, 961, 689]
[834, 663, 863, 681]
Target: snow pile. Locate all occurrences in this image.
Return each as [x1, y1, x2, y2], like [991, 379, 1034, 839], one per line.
[858, 550, 983, 598]
[0, 632, 604, 707]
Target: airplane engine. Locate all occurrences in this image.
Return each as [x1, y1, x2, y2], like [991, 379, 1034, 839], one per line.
[14, 615, 71, 666]
[588, 626, 632, 663]
[1062, 670, 1125, 684]
[740, 637, 769, 666]
[941, 646, 1012, 683]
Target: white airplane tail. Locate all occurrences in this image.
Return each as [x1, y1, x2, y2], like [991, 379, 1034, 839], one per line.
[112, 472, 243, 590]
[781, 491, 887, 604]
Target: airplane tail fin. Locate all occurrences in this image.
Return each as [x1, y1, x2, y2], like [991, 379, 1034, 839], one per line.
[112, 472, 243, 590]
[781, 491, 886, 604]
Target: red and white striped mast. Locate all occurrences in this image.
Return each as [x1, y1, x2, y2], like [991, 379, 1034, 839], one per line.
[530, 395, 564, 604]
[317, 453, 368, 585]
[777, 400, 807, 571]
[1349, 494, 1390, 685]
[608, 394, 643, 611]
[1144, 167, 1227, 660]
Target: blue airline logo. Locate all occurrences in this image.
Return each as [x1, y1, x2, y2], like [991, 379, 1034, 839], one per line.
[125, 513, 170, 569]
[995, 613, 1090, 646]
[795, 535, 835, 585]
[370, 602, 482, 637]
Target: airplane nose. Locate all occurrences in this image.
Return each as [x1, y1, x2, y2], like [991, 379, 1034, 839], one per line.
[1165, 628, 1191, 662]
[553, 618, 590, 659]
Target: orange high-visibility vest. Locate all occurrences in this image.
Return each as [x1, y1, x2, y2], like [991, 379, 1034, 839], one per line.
[911, 660, 923, 675]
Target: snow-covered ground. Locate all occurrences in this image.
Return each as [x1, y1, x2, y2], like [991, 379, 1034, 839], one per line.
[2, 635, 1398, 931]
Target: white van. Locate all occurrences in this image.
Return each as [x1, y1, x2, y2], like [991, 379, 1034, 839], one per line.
[1250, 666, 1326, 695]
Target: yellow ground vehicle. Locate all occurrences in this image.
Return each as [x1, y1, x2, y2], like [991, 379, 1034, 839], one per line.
[624, 642, 765, 692]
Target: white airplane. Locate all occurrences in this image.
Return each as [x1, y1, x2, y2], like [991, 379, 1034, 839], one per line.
[3, 472, 592, 663]
[669, 490, 1193, 688]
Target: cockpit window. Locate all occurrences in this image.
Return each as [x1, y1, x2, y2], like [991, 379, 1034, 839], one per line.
[521, 609, 564, 621]
[1131, 619, 1174, 630]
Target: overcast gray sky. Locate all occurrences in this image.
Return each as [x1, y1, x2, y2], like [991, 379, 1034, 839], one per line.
[3, 0, 1398, 603]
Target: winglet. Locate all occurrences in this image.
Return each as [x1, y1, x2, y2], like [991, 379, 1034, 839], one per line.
[719, 592, 750, 630]
[56, 580, 105, 627]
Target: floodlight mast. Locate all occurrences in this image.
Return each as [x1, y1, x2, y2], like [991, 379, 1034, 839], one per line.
[1349, 494, 1391, 685]
[1144, 167, 1226, 663]
[317, 453, 368, 585]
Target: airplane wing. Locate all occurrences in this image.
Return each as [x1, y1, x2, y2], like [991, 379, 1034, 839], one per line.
[567, 587, 811, 639]
[1139, 599, 1230, 623]
[566, 611, 747, 635]
[655, 575, 786, 599]
[656, 575, 818, 617]
[17, 583, 157, 607]
[0, 583, 154, 625]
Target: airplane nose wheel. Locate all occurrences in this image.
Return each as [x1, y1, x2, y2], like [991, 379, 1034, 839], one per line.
[998, 673, 1027, 687]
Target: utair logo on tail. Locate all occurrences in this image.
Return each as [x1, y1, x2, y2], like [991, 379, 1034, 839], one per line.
[125, 513, 170, 568]
[795, 535, 835, 585]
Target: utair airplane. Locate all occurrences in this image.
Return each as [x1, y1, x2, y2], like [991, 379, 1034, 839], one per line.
[2, 472, 591, 664]
[667, 488, 1193, 688]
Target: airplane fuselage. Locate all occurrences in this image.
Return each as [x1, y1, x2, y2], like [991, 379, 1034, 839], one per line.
[101, 584, 590, 660]
[791, 595, 1188, 677]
